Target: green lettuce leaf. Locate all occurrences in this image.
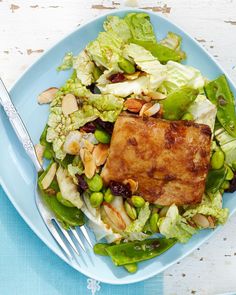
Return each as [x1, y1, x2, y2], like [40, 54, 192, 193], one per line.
[57, 52, 73, 71]
[123, 43, 166, 89]
[46, 75, 123, 159]
[160, 32, 182, 51]
[86, 30, 124, 70]
[215, 127, 236, 165]
[73, 50, 95, 86]
[162, 61, 205, 94]
[188, 94, 217, 132]
[183, 192, 229, 225]
[124, 13, 157, 43]
[158, 204, 197, 243]
[103, 15, 131, 42]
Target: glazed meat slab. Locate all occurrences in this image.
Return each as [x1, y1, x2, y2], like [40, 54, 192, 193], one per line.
[101, 114, 212, 206]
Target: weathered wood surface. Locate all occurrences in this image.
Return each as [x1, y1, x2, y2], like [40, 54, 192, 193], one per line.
[1, 1, 236, 294]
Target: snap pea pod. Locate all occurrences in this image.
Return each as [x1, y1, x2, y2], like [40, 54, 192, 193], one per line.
[105, 238, 176, 266]
[123, 263, 138, 273]
[206, 167, 227, 193]
[130, 39, 185, 63]
[204, 75, 236, 137]
[38, 167, 84, 229]
[160, 87, 199, 120]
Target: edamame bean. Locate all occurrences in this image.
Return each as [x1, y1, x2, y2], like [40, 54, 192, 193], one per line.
[131, 196, 145, 208]
[124, 201, 137, 220]
[181, 112, 194, 121]
[90, 192, 104, 208]
[226, 166, 234, 181]
[124, 263, 138, 273]
[150, 213, 159, 233]
[118, 57, 135, 74]
[94, 129, 111, 144]
[104, 188, 114, 203]
[221, 181, 230, 190]
[86, 174, 103, 192]
[211, 150, 225, 170]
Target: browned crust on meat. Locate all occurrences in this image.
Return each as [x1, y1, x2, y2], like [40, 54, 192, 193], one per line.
[101, 114, 212, 206]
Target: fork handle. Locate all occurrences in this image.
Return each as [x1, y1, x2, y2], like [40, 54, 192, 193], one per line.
[0, 78, 42, 172]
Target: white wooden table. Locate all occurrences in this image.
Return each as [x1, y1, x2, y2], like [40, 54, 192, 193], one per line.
[1, 1, 236, 294]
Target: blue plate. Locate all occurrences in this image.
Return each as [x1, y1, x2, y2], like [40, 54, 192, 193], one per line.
[1, 8, 236, 285]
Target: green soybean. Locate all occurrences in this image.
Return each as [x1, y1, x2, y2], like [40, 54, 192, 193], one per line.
[150, 213, 159, 233]
[211, 150, 225, 170]
[118, 57, 135, 74]
[43, 148, 53, 160]
[181, 112, 194, 121]
[90, 192, 104, 208]
[104, 188, 114, 203]
[131, 196, 145, 208]
[123, 263, 138, 273]
[86, 174, 103, 192]
[221, 180, 230, 190]
[94, 129, 111, 144]
[124, 201, 137, 220]
[56, 192, 75, 208]
[226, 166, 234, 180]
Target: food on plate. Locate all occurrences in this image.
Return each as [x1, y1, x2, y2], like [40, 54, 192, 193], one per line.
[101, 114, 212, 205]
[37, 12, 236, 273]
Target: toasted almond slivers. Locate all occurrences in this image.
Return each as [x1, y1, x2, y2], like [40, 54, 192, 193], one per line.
[83, 139, 94, 153]
[93, 143, 109, 166]
[207, 216, 216, 228]
[124, 98, 144, 113]
[192, 214, 210, 228]
[143, 103, 160, 117]
[123, 179, 138, 194]
[139, 102, 153, 116]
[34, 143, 45, 165]
[146, 91, 167, 100]
[37, 87, 58, 104]
[80, 148, 96, 179]
[62, 93, 78, 116]
[124, 71, 141, 80]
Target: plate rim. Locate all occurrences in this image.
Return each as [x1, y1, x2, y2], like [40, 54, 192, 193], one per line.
[0, 7, 235, 285]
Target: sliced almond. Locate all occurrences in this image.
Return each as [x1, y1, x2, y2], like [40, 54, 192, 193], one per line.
[34, 143, 45, 165]
[124, 71, 141, 80]
[159, 206, 169, 217]
[41, 162, 57, 190]
[123, 179, 138, 194]
[63, 131, 82, 155]
[146, 91, 167, 100]
[192, 213, 210, 228]
[139, 102, 153, 116]
[82, 139, 94, 153]
[37, 87, 58, 104]
[62, 93, 78, 116]
[124, 98, 144, 113]
[143, 103, 160, 117]
[207, 216, 216, 228]
[80, 148, 96, 179]
[92, 143, 109, 166]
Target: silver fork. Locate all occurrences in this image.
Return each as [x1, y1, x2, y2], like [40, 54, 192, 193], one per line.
[0, 78, 93, 260]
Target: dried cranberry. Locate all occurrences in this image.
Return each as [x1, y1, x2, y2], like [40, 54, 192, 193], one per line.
[226, 173, 236, 193]
[94, 118, 114, 135]
[80, 122, 96, 133]
[108, 73, 125, 83]
[76, 174, 88, 192]
[109, 181, 132, 198]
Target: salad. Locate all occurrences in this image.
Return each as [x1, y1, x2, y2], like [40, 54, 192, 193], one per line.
[36, 12, 236, 273]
